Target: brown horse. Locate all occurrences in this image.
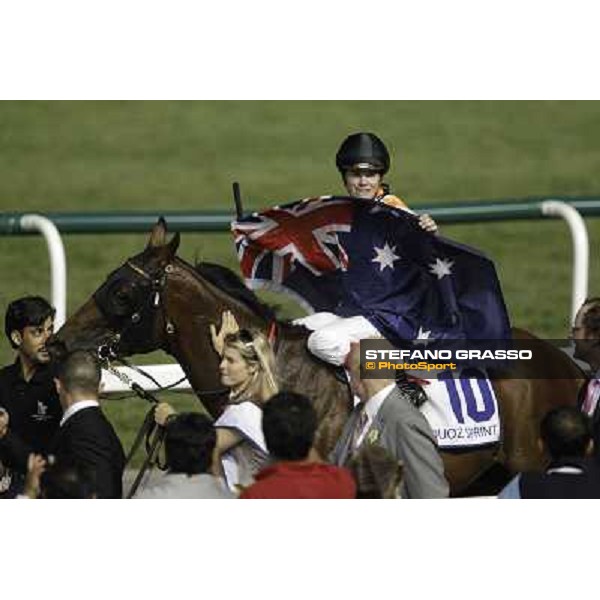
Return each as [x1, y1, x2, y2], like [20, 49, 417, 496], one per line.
[52, 219, 584, 496]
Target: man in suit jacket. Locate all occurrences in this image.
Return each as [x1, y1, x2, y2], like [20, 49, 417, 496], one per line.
[331, 342, 449, 498]
[572, 298, 600, 453]
[52, 350, 125, 499]
[498, 406, 600, 498]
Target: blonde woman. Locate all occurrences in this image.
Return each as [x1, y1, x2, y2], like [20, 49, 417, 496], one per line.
[155, 311, 278, 494]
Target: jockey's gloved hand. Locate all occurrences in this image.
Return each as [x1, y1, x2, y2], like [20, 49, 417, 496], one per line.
[417, 213, 438, 235]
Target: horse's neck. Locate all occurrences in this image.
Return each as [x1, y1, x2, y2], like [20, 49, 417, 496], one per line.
[160, 264, 267, 415]
[175, 260, 268, 328]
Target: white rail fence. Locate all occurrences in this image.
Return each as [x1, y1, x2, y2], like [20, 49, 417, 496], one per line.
[14, 200, 591, 395]
[100, 363, 190, 395]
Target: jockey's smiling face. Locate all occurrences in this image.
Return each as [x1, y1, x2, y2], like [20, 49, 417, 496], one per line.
[343, 168, 383, 200]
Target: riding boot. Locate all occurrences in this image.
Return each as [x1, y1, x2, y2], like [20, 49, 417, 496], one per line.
[334, 365, 349, 385]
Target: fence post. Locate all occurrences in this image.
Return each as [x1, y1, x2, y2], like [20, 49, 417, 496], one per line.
[19, 214, 67, 328]
[541, 200, 589, 324]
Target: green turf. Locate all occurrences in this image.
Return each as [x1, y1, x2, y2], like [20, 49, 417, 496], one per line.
[1, 100, 599, 462]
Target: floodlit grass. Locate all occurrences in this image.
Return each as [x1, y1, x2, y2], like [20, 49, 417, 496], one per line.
[1, 100, 600, 455]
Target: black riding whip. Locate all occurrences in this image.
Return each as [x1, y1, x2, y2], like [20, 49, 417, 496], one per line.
[233, 181, 244, 220]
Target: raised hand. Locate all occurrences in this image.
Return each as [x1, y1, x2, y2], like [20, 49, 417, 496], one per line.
[209, 310, 240, 356]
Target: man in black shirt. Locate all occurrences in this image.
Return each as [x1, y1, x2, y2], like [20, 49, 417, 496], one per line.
[0, 296, 62, 496]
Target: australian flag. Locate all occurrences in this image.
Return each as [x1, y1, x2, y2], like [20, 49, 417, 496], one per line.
[232, 196, 511, 346]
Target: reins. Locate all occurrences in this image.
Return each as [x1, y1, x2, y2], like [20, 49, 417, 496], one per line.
[95, 259, 231, 497]
[101, 357, 167, 499]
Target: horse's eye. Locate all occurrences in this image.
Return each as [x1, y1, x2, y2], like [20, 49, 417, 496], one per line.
[115, 288, 131, 301]
[105, 281, 137, 317]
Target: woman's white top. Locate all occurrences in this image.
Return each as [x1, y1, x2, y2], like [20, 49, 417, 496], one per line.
[215, 400, 269, 492]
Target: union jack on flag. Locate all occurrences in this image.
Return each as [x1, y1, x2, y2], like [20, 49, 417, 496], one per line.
[232, 196, 511, 345]
[233, 197, 354, 310]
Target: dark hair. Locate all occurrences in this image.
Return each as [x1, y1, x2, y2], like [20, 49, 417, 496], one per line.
[5, 296, 55, 348]
[164, 412, 216, 475]
[56, 350, 101, 396]
[582, 298, 600, 338]
[540, 406, 592, 460]
[261, 392, 316, 461]
[40, 460, 97, 499]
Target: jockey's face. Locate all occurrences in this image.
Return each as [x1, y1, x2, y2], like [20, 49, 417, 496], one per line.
[219, 346, 253, 392]
[343, 169, 383, 200]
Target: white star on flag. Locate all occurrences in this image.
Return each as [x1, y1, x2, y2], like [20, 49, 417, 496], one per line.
[413, 326, 433, 346]
[429, 257, 454, 280]
[372, 242, 400, 271]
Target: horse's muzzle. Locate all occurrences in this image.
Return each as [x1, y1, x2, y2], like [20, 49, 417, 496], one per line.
[46, 337, 68, 363]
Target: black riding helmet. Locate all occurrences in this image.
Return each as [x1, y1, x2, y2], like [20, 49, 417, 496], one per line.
[335, 132, 390, 175]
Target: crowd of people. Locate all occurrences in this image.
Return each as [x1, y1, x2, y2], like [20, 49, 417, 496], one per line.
[2, 132, 599, 499]
[0, 296, 399, 499]
[3, 295, 600, 500]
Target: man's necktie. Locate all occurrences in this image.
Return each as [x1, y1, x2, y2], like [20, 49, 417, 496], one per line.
[582, 379, 600, 416]
[351, 407, 369, 451]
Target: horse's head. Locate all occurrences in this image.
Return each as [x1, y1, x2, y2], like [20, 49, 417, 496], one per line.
[50, 218, 180, 362]
[50, 218, 280, 417]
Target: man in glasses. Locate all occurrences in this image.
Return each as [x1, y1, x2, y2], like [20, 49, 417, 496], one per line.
[330, 342, 449, 499]
[571, 298, 600, 455]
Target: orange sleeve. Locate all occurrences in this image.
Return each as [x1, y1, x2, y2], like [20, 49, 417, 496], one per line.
[381, 194, 409, 210]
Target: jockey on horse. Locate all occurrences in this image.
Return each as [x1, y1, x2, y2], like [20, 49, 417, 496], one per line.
[294, 132, 440, 367]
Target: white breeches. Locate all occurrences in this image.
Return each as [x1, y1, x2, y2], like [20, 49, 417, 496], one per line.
[293, 312, 380, 366]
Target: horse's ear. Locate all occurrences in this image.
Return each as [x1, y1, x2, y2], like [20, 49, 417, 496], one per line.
[167, 231, 180, 256]
[148, 217, 168, 248]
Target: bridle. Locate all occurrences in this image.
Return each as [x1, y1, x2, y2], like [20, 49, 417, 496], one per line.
[91, 257, 229, 498]
[95, 260, 175, 365]
[93, 258, 228, 398]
